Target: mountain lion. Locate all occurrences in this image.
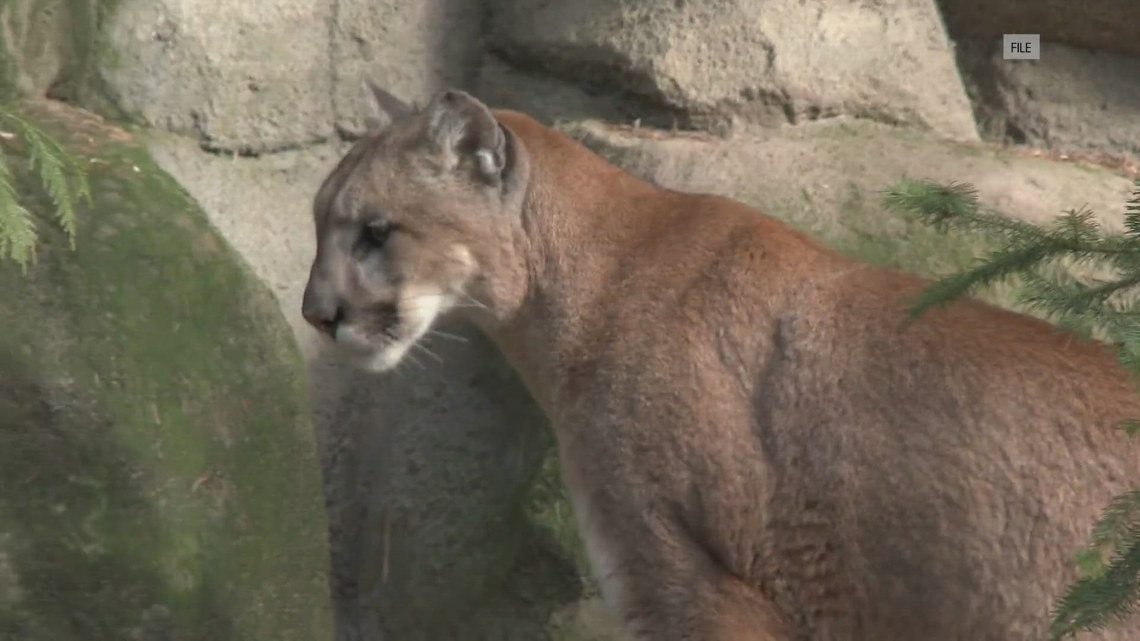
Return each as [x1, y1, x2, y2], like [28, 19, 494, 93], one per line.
[301, 82, 1140, 640]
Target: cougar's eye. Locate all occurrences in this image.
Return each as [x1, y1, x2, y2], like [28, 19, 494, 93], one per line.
[363, 221, 393, 247]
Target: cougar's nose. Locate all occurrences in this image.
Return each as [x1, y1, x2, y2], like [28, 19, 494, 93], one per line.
[301, 284, 344, 339]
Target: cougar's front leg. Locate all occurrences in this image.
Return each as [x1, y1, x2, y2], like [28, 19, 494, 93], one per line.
[564, 478, 794, 640]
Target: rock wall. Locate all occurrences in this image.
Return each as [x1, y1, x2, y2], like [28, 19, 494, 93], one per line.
[936, 0, 1140, 155]
[10, 0, 1140, 159]
[0, 0, 103, 101]
[955, 39, 1140, 157]
[4, 1, 1139, 640]
[0, 103, 332, 641]
[81, 0, 985, 151]
[488, 0, 979, 140]
[937, 0, 1140, 58]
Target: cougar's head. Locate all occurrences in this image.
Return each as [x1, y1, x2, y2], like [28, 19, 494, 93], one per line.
[301, 82, 529, 372]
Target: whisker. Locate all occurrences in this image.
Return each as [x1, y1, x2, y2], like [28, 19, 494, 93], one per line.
[401, 348, 426, 371]
[410, 341, 444, 365]
[427, 329, 468, 344]
[455, 292, 490, 313]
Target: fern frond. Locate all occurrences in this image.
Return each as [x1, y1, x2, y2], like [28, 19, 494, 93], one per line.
[0, 148, 37, 268]
[1, 111, 83, 248]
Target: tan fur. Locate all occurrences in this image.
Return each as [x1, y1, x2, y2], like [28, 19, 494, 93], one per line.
[302, 85, 1140, 640]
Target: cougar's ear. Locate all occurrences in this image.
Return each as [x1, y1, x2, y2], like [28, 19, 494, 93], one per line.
[360, 79, 413, 133]
[423, 89, 507, 186]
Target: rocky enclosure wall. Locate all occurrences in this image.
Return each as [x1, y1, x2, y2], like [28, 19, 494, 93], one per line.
[4, 0, 1139, 640]
[7, 0, 1138, 157]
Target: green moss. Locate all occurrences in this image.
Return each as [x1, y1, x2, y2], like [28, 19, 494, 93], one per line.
[764, 179, 1024, 311]
[0, 0, 121, 110]
[0, 105, 332, 641]
[764, 179, 987, 278]
[526, 451, 588, 580]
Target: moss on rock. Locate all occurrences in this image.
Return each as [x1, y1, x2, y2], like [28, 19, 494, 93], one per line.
[0, 103, 332, 641]
[0, 0, 114, 102]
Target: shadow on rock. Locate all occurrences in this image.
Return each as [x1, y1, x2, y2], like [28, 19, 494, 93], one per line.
[310, 318, 582, 641]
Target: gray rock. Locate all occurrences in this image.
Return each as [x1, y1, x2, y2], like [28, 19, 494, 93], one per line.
[561, 118, 1133, 236]
[938, 0, 1140, 58]
[0, 103, 332, 641]
[488, 0, 979, 141]
[0, 0, 101, 100]
[956, 38, 1140, 157]
[331, 0, 486, 136]
[96, 0, 335, 153]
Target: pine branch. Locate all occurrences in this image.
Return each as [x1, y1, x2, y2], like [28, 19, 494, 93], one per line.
[1123, 182, 1140, 239]
[905, 244, 1046, 314]
[883, 178, 1045, 242]
[885, 177, 1140, 638]
[1050, 525, 1140, 639]
[1088, 490, 1140, 563]
[1016, 270, 1140, 329]
[884, 179, 1140, 319]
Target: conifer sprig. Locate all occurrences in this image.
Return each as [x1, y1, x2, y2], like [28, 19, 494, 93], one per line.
[884, 176, 1140, 640]
[884, 178, 1140, 322]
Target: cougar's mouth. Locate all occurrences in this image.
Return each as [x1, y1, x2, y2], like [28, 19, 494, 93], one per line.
[333, 288, 453, 373]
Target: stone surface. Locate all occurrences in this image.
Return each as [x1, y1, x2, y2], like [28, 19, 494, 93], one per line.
[488, 0, 979, 141]
[563, 118, 1133, 237]
[331, 0, 485, 136]
[95, 0, 335, 153]
[0, 103, 332, 641]
[937, 0, 1140, 58]
[955, 38, 1140, 157]
[89, 0, 487, 150]
[476, 52, 665, 128]
[0, 0, 102, 100]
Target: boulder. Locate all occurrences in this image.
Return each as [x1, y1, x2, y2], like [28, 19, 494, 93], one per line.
[331, 0, 485, 136]
[955, 39, 1140, 157]
[561, 118, 1133, 242]
[89, 0, 488, 152]
[0, 102, 332, 641]
[0, 0, 102, 100]
[487, 0, 979, 141]
[94, 0, 335, 153]
[937, 0, 1140, 58]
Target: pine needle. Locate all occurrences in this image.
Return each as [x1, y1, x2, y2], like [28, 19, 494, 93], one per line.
[884, 176, 1140, 638]
[1051, 528, 1140, 639]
